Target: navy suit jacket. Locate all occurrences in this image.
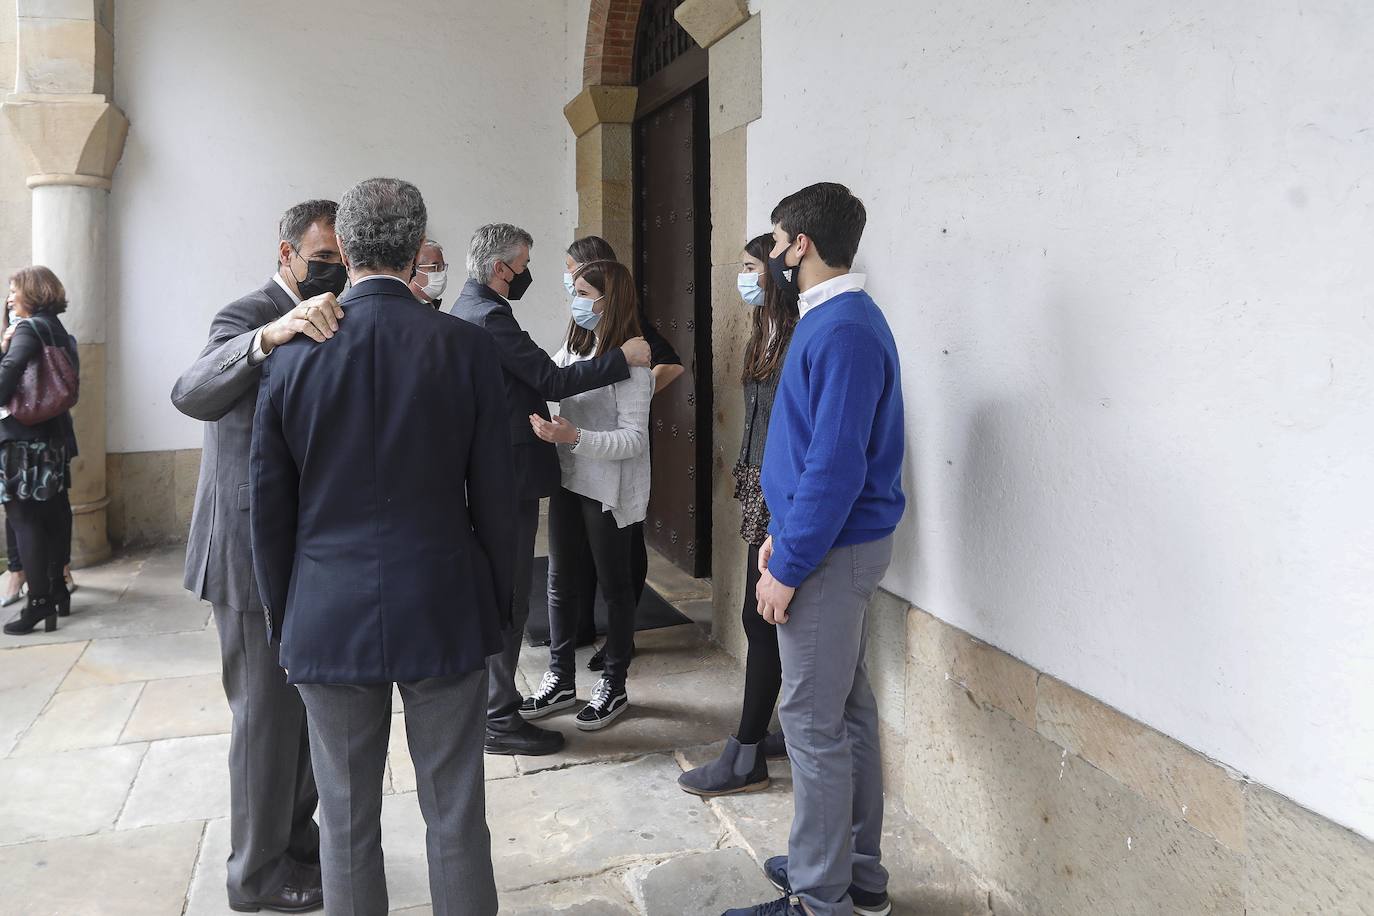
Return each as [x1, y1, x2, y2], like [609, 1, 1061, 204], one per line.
[250, 276, 516, 685]
[448, 278, 630, 500]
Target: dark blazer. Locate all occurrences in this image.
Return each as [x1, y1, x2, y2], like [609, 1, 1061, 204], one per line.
[172, 279, 296, 613]
[0, 313, 79, 447]
[251, 277, 517, 685]
[449, 278, 631, 500]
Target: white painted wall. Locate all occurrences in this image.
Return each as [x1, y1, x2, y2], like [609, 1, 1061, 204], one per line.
[109, 0, 581, 452]
[747, 0, 1374, 837]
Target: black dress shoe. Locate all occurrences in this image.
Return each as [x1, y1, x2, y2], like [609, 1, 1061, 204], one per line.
[228, 880, 324, 913]
[485, 719, 565, 756]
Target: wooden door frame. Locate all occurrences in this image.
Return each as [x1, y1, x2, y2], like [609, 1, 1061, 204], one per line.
[567, 0, 762, 655]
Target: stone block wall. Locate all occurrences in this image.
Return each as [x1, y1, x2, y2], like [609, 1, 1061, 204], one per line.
[106, 449, 200, 548]
[858, 592, 1374, 915]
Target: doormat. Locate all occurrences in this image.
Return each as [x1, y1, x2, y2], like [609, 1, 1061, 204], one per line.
[524, 555, 691, 647]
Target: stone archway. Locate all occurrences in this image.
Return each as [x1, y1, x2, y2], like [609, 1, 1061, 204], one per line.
[565, 0, 762, 658]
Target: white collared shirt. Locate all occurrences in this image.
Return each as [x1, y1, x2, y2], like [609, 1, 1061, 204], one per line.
[349, 274, 411, 289]
[798, 272, 868, 320]
[249, 274, 305, 365]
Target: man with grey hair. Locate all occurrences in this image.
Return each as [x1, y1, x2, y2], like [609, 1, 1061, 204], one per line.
[408, 238, 448, 308]
[253, 178, 513, 915]
[451, 223, 650, 757]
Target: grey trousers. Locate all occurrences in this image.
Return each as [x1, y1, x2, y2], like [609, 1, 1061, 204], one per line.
[776, 537, 894, 916]
[487, 498, 541, 732]
[212, 604, 320, 905]
[298, 669, 497, 916]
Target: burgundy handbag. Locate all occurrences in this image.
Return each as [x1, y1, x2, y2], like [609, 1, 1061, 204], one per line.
[7, 317, 79, 426]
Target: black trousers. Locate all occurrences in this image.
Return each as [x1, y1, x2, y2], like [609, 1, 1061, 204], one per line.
[6, 489, 71, 573]
[737, 542, 783, 745]
[575, 521, 646, 643]
[547, 487, 637, 687]
[6, 497, 66, 600]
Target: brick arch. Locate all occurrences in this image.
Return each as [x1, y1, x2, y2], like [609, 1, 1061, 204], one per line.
[583, 0, 645, 87]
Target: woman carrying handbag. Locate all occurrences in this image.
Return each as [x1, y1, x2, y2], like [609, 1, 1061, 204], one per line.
[1, 267, 80, 636]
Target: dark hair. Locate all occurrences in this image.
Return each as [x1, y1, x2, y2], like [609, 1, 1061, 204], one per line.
[566, 260, 642, 358]
[278, 199, 338, 250]
[8, 265, 67, 316]
[741, 234, 798, 383]
[769, 182, 867, 268]
[566, 235, 617, 265]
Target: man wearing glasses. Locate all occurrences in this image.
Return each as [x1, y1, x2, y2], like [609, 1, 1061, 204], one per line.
[408, 238, 448, 309]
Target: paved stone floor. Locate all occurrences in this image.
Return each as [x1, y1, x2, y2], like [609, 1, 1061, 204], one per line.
[0, 545, 994, 916]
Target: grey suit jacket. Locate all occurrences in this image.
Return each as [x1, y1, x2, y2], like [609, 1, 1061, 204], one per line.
[172, 279, 296, 613]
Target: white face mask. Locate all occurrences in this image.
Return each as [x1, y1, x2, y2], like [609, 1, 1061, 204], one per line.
[737, 271, 765, 307]
[418, 269, 448, 300]
[563, 271, 576, 299]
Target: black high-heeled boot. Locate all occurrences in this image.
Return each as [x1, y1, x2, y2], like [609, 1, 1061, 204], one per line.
[50, 580, 71, 618]
[4, 594, 57, 635]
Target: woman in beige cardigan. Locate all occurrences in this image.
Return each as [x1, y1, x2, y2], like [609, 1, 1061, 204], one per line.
[520, 259, 655, 731]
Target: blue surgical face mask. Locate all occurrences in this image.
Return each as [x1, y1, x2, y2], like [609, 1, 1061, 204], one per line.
[737, 271, 765, 307]
[571, 295, 602, 330]
[563, 272, 576, 299]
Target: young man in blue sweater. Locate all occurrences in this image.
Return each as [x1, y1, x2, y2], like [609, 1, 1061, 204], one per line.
[724, 183, 906, 916]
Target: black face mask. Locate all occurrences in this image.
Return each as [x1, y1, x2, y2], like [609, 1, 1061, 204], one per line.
[505, 264, 533, 301]
[768, 244, 801, 298]
[292, 251, 348, 299]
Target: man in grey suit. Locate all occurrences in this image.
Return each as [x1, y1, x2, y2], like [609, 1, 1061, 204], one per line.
[172, 198, 349, 914]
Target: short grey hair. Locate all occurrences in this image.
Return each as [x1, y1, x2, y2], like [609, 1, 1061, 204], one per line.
[466, 223, 533, 283]
[335, 178, 428, 272]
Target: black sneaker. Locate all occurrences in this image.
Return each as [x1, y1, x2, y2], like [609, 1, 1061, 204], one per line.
[574, 678, 628, 731]
[519, 672, 577, 720]
[721, 896, 805, 916]
[765, 855, 891, 916]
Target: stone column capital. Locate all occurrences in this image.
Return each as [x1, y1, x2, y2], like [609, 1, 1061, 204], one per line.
[1, 93, 128, 189]
[675, 0, 750, 49]
[564, 85, 639, 138]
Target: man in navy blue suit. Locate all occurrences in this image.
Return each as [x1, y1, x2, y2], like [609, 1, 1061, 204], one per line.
[251, 177, 514, 916]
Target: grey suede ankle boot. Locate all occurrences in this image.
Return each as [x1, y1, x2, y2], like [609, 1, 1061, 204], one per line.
[677, 736, 769, 797]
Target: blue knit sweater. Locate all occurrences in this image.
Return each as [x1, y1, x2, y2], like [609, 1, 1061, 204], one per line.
[760, 289, 906, 587]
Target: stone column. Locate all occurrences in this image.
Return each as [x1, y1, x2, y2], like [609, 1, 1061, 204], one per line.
[564, 85, 639, 263]
[3, 2, 128, 567]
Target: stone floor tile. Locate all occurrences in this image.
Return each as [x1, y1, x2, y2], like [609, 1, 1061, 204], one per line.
[119, 734, 231, 829]
[0, 641, 86, 755]
[122, 672, 230, 742]
[182, 818, 243, 916]
[488, 755, 726, 890]
[500, 873, 639, 913]
[644, 551, 712, 603]
[60, 625, 221, 690]
[0, 596, 211, 648]
[513, 656, 741, 776]
[13, 681, 145, 756]
[0, 595, 212, 647]
[0, 819, 204, 916]
[684, 746, 994, 915]
[629, 847, 777, 914]
[59, 552, 145, 606]
[0, 743, 147, 844]
[120, 673, 229, 743]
